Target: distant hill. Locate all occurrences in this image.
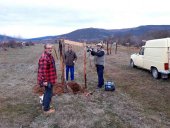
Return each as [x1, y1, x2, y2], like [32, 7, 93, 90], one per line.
[110, 25, 170, 36]
[53, 25, 170, 42]
[60, 28, 112, 41]
[0, 35, 19, 42]
[1, 25, 170, 44]
[26, 28, 112, 42]
[26, 36, 59, 42]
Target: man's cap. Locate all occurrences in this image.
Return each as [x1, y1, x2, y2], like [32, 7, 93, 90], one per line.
[96, 43, 103, 46]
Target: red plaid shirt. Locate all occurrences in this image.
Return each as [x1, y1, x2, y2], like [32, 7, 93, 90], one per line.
[37, 51, 57, 86]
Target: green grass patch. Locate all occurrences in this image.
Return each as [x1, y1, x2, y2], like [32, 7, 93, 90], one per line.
[0, 103, 40, 125]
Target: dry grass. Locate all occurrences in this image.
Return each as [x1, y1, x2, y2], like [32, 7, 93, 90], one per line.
[0, 43, 170, 128]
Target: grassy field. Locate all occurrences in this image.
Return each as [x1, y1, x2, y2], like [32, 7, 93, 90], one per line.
[0, 42, 170, 128]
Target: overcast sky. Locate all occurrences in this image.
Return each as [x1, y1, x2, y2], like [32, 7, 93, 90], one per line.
[0, 0, 170, 38]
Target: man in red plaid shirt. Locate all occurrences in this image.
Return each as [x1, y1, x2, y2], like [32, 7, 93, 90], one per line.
[37, 44, 57, 114]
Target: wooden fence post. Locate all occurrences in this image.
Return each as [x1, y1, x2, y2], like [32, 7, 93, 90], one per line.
[83, 42, 87, 88]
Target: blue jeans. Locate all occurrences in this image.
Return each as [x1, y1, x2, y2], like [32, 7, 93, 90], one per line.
[96, 65, 104, 88]
[66, 65, 74, 81]
[43, 83, 53, 111]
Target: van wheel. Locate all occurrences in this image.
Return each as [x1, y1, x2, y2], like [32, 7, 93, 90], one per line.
[130, 60, 135, 68]
[151, 68, 160, 79]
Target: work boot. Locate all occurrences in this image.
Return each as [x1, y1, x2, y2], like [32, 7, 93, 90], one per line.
[44, 108, 55, 114]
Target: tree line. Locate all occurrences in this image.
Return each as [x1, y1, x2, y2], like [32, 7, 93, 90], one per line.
[104, 30, 170, 47]
[0, 40, 35, 50]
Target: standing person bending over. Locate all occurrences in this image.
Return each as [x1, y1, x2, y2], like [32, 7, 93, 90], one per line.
[37, 44, 57, 114]
[65, 45, 77, 81]
[91, 43, 105, 88]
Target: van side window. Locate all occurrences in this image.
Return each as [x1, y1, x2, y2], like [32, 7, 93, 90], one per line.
[139, 47, 144, 55]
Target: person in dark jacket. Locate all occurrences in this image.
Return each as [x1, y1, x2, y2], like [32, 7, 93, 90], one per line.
[37, 44, 57, 114]
[65, 45, 77, 81]
[91, 43, 105, 88]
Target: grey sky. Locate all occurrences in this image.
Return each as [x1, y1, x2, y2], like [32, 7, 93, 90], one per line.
[0, 0, 170, 38]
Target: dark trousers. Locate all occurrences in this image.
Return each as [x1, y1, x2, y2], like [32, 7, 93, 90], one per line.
[96, 65, 104, 88]
[66, 65, 74, 81]
[43, 83, 53, 111]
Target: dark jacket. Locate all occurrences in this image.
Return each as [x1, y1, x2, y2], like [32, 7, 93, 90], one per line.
[65, 50, 77, 66]
[91, 49, 105, 66]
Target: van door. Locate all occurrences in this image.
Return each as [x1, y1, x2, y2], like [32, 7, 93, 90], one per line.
[135, 47, 144, 68]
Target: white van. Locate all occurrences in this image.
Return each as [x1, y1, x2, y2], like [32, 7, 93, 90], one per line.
[130, 38, 170, 79]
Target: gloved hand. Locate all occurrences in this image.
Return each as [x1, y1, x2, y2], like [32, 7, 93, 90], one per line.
[91, 50, 96, 56]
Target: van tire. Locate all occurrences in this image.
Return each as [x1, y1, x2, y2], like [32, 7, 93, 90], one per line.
[130, 59, 136, 68]
[151, 68, 160, 79]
